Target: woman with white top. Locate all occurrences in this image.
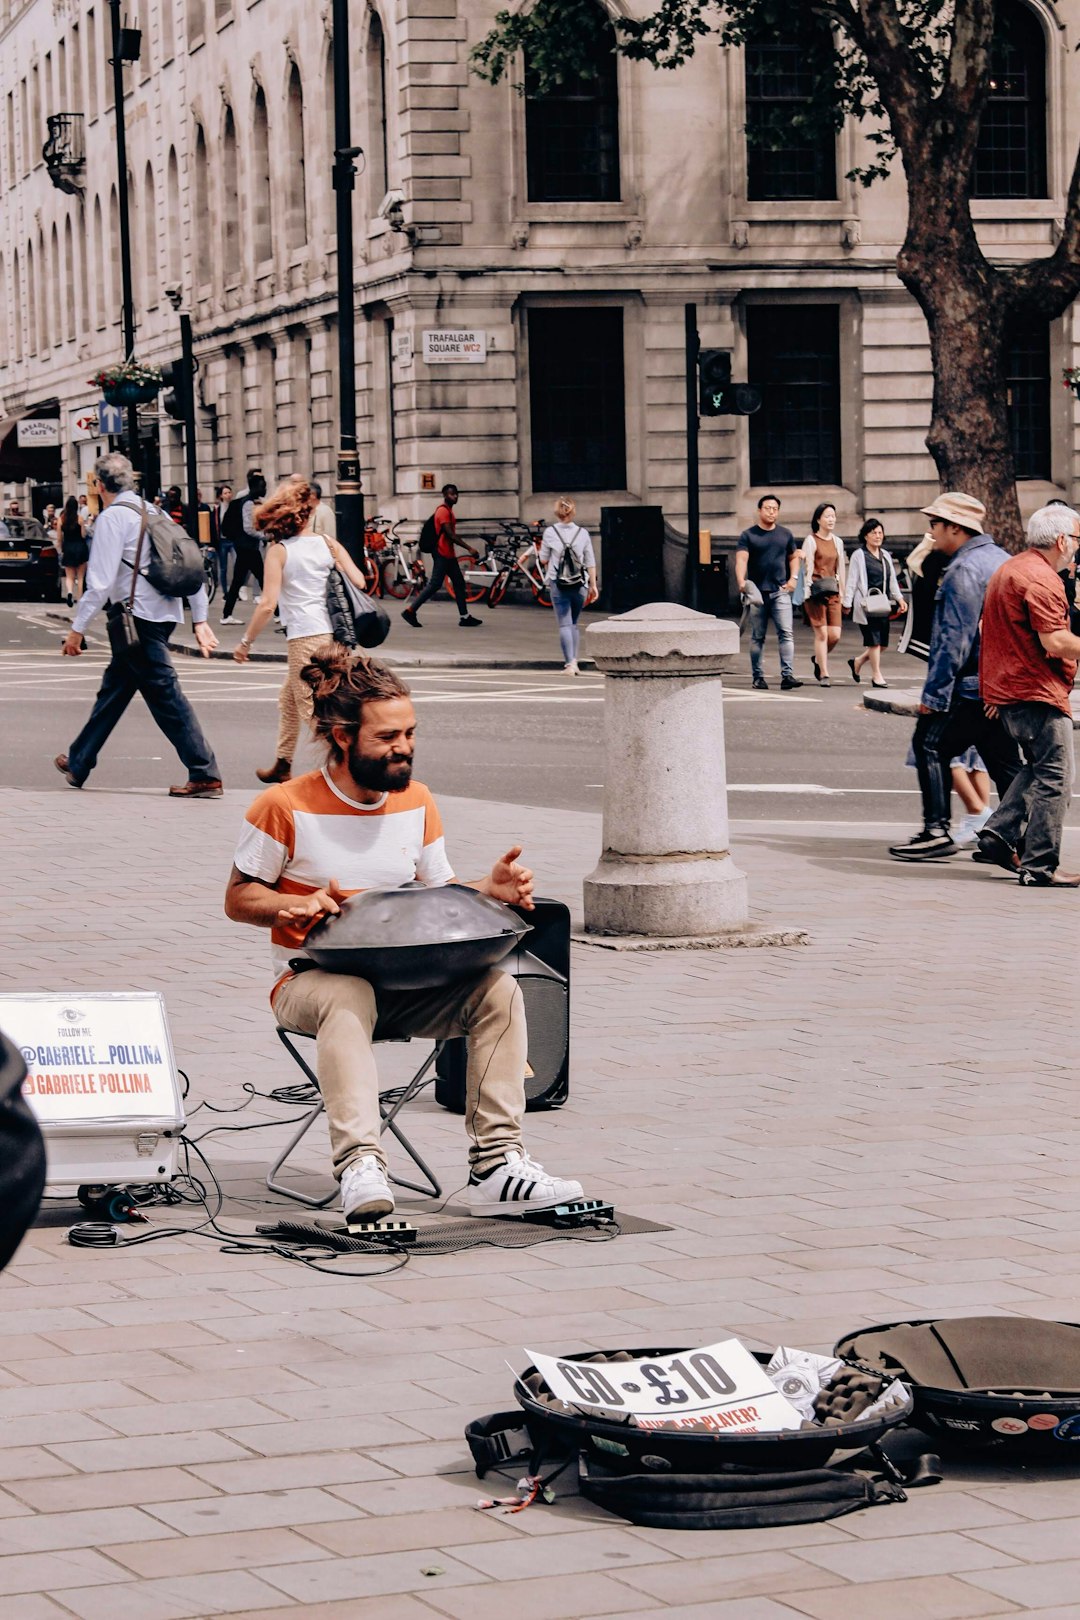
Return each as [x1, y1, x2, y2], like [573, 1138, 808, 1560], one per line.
[536, 497, 598, 675]
[800, 501, 846, 686]
[843, 517, 907, 687]
[233, 476, 371, 783]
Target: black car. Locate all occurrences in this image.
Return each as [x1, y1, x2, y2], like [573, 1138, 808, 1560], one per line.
[0, 518, 61, 601]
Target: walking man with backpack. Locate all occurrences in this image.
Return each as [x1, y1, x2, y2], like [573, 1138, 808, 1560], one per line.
[54, 452, 223, 797]
[402, 484, 482, 628]
[219, 470, 268, 624]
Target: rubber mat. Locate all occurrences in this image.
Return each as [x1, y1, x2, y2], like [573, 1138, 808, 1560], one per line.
[257, 1211, 670, 1254]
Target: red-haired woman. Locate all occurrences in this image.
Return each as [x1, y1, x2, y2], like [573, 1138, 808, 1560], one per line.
[233, 477, 371, 783]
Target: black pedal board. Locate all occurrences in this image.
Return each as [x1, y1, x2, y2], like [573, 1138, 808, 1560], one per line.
[515, 1199, 615, 1229]
[344, 1218, 418, 1245]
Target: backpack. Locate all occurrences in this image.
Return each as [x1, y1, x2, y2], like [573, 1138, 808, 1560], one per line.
[219, 494, 249, 545]
[555, 526, 587, 590]
[115, 497, 206, 598]
[418, 513, 439, 556]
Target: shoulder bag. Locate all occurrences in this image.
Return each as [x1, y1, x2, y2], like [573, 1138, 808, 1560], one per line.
[324, 541, 390, 649]
[106, 502, 149, 657]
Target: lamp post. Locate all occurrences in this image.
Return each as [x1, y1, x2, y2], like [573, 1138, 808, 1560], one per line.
[107, 2, 141, 476]
[331, 0, 365, 564]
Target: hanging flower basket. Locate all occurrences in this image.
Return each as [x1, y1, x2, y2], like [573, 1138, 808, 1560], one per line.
[1062, 367, 1080, 401]
[89, 360, 163, 408]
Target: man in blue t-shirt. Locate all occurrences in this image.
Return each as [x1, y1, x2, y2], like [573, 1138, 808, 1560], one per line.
[734, 495, 803, 691]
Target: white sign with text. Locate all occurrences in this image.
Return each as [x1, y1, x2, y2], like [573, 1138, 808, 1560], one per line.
[421, 329, 487, 364]
[0, 992, 185, 1125]
[525, 1339, 803, 1434]
[16, 418, 60, 447]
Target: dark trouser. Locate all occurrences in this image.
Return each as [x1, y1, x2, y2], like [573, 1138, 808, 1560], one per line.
[216, 540, 236, 593]
[911, 697, 1021, 833]
[983, 701, 1075, 881]
[410, 552, 469, 617]
[67, 615, 220, 785]
[222, 544, 264, 617]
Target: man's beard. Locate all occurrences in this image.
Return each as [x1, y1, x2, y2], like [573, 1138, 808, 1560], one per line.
[346, 737, 413, 793]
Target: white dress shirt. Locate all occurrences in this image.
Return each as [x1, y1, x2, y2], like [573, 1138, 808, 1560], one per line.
[72, 495, 209, 633]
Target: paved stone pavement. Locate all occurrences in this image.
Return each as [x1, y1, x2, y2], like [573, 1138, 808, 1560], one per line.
[2, 780, 1080, 1618]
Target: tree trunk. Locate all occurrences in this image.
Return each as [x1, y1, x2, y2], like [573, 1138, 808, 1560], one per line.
[898, 235, 1025, 553]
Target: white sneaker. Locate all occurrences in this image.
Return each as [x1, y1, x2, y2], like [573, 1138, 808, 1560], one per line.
[254, 594, 263, 604]
[239, 587, 249, 602]
[341, 1155, 394, 1219]
[465, 1149, 584, 1219]
[563, 660, 580, 677]
[220, 614, 241, 626]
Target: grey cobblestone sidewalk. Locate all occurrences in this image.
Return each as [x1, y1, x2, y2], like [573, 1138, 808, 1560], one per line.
[1, 784, 1078, 1617]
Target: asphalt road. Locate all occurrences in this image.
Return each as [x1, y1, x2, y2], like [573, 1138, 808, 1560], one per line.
[0, 601, 922, 822]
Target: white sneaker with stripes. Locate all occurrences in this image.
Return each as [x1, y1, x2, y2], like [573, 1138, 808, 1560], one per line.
[465, 1149, 584, 1218]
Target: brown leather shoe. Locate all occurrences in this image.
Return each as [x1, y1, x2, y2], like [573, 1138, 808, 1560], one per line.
[53, 753, 81, 787]
[1019, 869, 1080, 888]
[168, 780, 224, 799]
[255, 758, 292, 784]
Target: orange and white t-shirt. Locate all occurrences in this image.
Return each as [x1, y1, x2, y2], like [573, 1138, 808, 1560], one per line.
[234, 767, 456, 992]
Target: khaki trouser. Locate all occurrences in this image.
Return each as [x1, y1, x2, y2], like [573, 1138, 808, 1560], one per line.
[271, 966, 527, 1179]
[276, 634, 331, 761]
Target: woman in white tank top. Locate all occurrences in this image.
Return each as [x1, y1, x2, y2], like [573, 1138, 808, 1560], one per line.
[233, 476, 372, 783]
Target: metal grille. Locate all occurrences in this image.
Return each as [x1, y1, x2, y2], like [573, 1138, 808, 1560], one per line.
[526, 35, 620, 203]
[529, 307, 627, 492]
[1006, 321, 1051, 481]
[745, 38, 835, 201]
[748, 306, 841, 486]
[973, 4, 1046, 199]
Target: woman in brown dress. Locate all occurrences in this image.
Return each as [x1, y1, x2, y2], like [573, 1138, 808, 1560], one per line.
[800, 502, 846, 686]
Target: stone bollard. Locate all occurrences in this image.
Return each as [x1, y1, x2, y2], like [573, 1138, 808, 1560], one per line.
[582, 603, 749, 938]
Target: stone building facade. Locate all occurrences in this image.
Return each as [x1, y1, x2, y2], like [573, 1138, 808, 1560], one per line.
[0, 0, 1078, 552]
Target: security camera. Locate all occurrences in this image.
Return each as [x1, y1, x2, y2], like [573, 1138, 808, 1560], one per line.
[163, 283, 183, 310]
[378, 189, 406, 230]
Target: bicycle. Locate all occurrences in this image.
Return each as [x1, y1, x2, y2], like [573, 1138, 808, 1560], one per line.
[362, 516, 392, 596]
[379, 520, 429, 600]
[478, 524, 551, 608]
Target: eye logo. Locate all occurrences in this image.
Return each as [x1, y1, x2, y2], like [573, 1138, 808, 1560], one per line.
[59, 1007, 85, 1023]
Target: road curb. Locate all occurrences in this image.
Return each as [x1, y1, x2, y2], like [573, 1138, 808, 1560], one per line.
[42, 610, 593, 672]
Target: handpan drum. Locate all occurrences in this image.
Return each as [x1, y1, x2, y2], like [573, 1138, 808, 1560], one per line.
[301, 883, 531, 991]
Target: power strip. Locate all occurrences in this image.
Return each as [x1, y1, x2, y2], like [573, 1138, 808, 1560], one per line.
[344, 1218, 418, 1245]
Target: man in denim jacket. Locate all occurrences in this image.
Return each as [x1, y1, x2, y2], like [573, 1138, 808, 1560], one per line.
[889, 492, 1021, 862]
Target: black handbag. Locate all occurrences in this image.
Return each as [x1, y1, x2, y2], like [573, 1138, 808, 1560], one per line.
[106, 503, 149, 657]
[809, 575, 839, 601]
[326, 566, 390, 649]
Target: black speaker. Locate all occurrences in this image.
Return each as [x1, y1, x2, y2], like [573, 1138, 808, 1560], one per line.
[435, 897, 570, 1113]
[600, 506, 666, 613]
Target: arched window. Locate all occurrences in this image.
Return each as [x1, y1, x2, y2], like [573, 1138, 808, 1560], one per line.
[252, 88, 272, 263]
[525, 14, 620, 203]
[0, 254, 7, 367]
[37, 229, 49, 354]
[166, 147, 181, 281]
[973, 1, 1047, 199]
[26, 240, 37, 356]
[366, 14, 389, 208]
[222, 106, 241, 278]
[143, 164, 157, 306]
[109, 186, 120, 326]
[215, 0, 231, 24]
[194, 123, 211, 284]
[12, 248, 23, 362]
[188, 0, 205, 42]
[285, 65, 307, 249]
[86, 8, 99, 121]
[744, 25, 837, 201]
[50, 222, 62, 347]
[92, 196, 105, 326]
[64, 215, 76, 340]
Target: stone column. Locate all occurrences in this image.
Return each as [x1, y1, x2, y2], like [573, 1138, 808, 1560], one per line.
[583, 603, 748, 938]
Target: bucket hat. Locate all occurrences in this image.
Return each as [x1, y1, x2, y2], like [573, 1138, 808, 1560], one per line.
[920, 492, 986, 533]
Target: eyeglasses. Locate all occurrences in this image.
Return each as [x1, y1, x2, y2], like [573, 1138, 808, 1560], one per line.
[928, 518, 945, 529]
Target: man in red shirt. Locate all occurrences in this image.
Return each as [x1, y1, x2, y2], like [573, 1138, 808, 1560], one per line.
[402, 483, 483, 629]
[977, 503, 1080, 887]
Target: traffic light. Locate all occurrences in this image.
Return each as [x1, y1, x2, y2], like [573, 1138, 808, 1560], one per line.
[161, 357, 190, 422]
[698, 349, 763, 417]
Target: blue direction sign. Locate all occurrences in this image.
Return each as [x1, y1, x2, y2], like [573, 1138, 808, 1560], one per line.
[98, 401, 124, 435]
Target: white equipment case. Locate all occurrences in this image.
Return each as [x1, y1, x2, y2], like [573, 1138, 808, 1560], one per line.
[0, 992, 185, 1188]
